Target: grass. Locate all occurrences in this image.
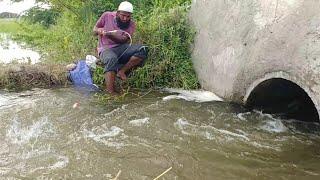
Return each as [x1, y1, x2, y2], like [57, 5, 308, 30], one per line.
[0, 18, 22, 34]
[126, 5, 200, 89]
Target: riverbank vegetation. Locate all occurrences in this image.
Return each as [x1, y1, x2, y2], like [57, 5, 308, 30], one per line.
[0, 64, 68, 91]
[0, 19, 22, 34]
[5, 0, 200, 90]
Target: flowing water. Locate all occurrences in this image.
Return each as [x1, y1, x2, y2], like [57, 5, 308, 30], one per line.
[0, 88, 320, 179]
[0, 33, 40, 64]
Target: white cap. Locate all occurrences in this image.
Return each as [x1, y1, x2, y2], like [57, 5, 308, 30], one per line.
[118, 1, 133, 13]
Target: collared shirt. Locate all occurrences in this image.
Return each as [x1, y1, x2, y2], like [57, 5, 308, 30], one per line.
[95, 11, 136, 55]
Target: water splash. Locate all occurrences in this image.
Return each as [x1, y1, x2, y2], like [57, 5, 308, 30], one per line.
[6, 116, 55, 145]
[237, 112, 252, 121]
[83, 125, 125, 148]
[260, 119, 287, 133]
[29, 154, 69, 173]
[174, 118, 249, 141]
[129, 117, 150, 126]
[163, 88, 223, 102]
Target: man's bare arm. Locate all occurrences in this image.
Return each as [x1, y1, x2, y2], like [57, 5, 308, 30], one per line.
[107, 31, 129, 44]
[93, 27, 129, 43]
[93, 26, 105, 36]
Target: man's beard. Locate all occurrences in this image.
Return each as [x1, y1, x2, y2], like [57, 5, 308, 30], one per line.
[116, 16, 130, 30]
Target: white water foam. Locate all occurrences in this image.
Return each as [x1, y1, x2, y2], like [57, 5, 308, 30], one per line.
[204, 125, 250, 141]
[174, 118, 194, 135]
[163, 88, 223, 102]
[252, 110, 288, 133]
[304, 170, 319, 176]
[235, 129, 249, 137]
[6, 117, 55, 145]
[103, 107, 122, 117]
[83, 126, 125, 148]
[175, 118, 191, 127]
[0, 168, 11, 176]
[0, 91, 41, 111]
[49, 155, 69, 170]
[121, 104, 128, 110]
[203, 131, 215, 140]
[103, 105, 128, 117]
[21, 146, 52, 160]
[84, 126, 123, 139]
[0, 94, 22, 110]
[251, 141, 281, 151]
[129, 117, 150, 126]
[0, 95, 9, 106]
[260, 119, 287, 133]
[174, 118, 249, 141]
[29, 154, 69, 173]
[253, 110, 274, 119]
[237, 112, 252, 121]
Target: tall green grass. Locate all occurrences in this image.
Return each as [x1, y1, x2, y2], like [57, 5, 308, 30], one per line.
[14, 11, 97, 63]
[127, 5, 200, 89]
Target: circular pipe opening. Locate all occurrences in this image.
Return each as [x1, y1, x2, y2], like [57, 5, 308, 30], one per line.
[245, 78, 319, 122]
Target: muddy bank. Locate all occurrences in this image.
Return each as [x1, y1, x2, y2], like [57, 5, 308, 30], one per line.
[0, 64, 69, 90]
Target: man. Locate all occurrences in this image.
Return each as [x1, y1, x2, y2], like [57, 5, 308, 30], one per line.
[93, 1, 148, 95]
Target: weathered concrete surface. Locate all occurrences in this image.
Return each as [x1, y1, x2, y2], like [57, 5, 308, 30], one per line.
[190, 0, 320, 114]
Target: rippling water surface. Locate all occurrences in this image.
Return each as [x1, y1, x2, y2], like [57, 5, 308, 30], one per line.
[0, 33, 40, 64]
[0, 88, 320, 179]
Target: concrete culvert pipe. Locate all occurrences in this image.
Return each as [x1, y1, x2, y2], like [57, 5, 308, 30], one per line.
[244, 78, 319, 122]
[190, 0, 320, 122]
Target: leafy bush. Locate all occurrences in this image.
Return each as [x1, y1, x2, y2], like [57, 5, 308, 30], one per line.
[129, 5, 199, 89]
[22, 7, 60, 28]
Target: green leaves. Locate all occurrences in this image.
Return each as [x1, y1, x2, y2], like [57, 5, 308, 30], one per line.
[22, 7, 60, 28]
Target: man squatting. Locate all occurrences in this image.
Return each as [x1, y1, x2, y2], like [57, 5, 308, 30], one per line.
[93, 1, 148, 95]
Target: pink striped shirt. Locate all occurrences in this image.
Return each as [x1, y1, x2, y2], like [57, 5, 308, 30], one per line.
[95, 11, 136, 54]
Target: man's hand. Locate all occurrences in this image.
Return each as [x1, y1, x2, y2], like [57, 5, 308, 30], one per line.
[97, 28, 117, 36]
[97, 28, 106, 36]
[94, 28, 128, 43]
[105, 30, 117, 36]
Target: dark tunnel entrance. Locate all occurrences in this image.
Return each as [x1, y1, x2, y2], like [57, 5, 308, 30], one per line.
[245, 78, 319, 122]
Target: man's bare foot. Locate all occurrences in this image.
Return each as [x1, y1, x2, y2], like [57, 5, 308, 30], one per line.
[117, 70, 127, 81]
[106, 89, 119, 96]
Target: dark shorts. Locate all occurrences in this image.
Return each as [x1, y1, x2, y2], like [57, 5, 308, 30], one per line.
[99, 44, 148, 73]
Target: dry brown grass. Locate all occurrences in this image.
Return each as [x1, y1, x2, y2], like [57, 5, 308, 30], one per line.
[0, 63, 71, 91]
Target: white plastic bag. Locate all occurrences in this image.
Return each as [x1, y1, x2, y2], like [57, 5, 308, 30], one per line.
[85, 55, 98, 69]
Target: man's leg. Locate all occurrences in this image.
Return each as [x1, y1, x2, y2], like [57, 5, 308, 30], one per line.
[105, 71, 118, 95]
[117, 56, 143, 80]
[99, 49, 120, 94]
[116, 45, 148, 80]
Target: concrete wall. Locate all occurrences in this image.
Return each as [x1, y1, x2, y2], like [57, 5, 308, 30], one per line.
[189, 0, 320, 114]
